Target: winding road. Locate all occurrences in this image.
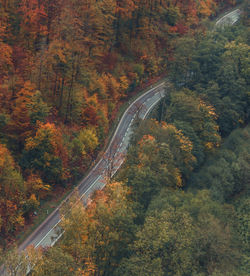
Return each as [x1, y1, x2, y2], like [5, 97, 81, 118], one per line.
[215, 8, 241, 27]
[19, 81, 167, 250]
[16, 5, 243, 252]
[0, 5, 242, 275]
[0, 77, 167, 275]
[0, 80, 167, 275]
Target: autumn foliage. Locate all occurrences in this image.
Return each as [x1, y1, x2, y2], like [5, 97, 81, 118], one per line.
[0, 0, 237, 241]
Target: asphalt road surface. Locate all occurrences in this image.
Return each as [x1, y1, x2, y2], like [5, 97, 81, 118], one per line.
[19, 81, 167, 250]
[0, 80, 167, 275]
[215, 8, 241, 27]
[12, 6, 243, 254]
[1, 6, 242, 275]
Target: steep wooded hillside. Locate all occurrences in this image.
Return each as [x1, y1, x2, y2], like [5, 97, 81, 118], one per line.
[0, 0, 240, 242]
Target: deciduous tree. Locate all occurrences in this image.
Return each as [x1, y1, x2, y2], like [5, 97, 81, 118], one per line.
[0, 144, 25, 237]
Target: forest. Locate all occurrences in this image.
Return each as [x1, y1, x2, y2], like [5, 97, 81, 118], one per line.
[0, 0, 249, 274]
[0, 0, 243, 244]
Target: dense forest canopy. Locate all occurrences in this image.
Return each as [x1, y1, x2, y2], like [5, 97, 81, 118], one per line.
[0, 0, 243, 243]
[1, 1, 250, 275]
[2, 0, 249, 274]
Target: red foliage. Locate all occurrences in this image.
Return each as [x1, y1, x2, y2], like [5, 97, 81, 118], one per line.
[101, 52, 118, 72]
[176, 23, 189, 35]
[82, 106, 100, 126]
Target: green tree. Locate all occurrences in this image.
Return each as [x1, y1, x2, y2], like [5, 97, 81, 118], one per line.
[131, 119, 196, 178]
[0, 144, 25, 238]
[120, 132, 182, 208]
[21, 123, 66, 185]
[31, 247, 76, 276]
[169, 36, 199, 87]
[189, 126, 250, 202]
[68, 127, 99, 179]
[27, 90, 50, 125]
[4, 246, 28, 276]
[164, 89, 221, 151]
[60, 182, 136, 275]
[117, 189, 240, 275]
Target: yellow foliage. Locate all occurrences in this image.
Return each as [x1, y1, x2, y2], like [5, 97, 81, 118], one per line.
[86, 93, 99, 106]
[205, 142, 214, 150]
[176, 173, 182, 188]
[119, 75, 129, 91]
[25, 122, 60, 152]
[26, 173, 51, 199]
[78, 127, 99, 153]
[101, 73, 121, 100]
[198, 0, 217, 17]
[0, 143, 15, 169]
[15, 214, 25, 228]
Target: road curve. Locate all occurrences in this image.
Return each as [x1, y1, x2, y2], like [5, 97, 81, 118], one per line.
[1, 6, 242, 275]
[215, 8, 241, 27]
[17, 81, 167, 251]
[18, 1, 241, 256]
[0, 80, 166, 275]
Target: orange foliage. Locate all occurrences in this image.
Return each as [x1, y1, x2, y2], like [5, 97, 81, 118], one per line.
[25, 122, 70, 180]
[198, 0, 217, 17]
[19, 0, 48, 50]
[7, 81, 36, 142]
[0, 0, 234, 241]
[25, 173, 51, 200]
[115, 0, 137, 19]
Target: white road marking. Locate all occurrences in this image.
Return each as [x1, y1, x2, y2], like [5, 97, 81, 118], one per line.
[35, 175, 103, 248]
[216, 9, 241, 26]
[35, 220, 61, 248]
[16, 81, 167, 255]
[80, 175, 103, 199]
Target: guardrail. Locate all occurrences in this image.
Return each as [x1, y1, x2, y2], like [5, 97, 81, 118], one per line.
[215, 9, 242, 27]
